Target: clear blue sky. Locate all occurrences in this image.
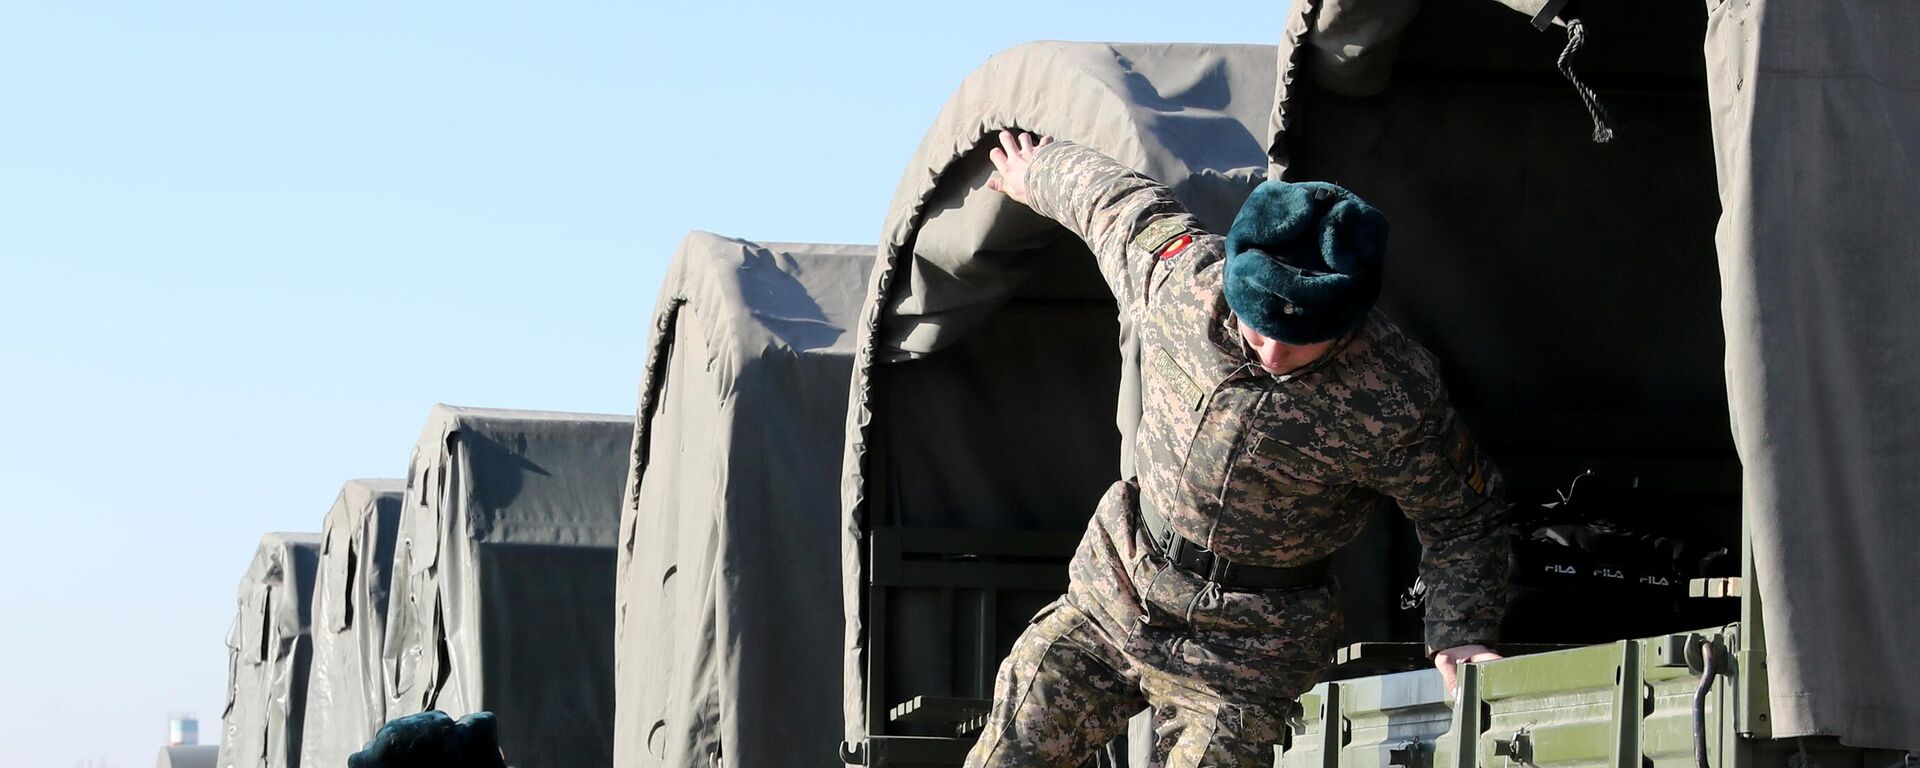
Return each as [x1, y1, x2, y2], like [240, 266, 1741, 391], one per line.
[0, 3, 1280, 766]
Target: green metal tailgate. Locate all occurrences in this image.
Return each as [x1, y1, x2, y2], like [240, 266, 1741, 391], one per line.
[1280, 626, 1905, 768]
[1284, 629, 1738, 768]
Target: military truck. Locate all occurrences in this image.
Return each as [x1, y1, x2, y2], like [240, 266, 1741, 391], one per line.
[218, 533, 322, 768]
[613, 233, 874, 768]
[832, 0, 1919, 766]
[300, 479, 405, 768]
[382, 405, 632, 768]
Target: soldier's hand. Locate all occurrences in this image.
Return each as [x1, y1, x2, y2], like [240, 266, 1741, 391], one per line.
[986, 129, 1053, 206]
[1433, 644, 1502, 696]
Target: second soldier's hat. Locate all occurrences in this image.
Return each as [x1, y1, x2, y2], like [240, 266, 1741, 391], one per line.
[1223, 180, 1387, 345]
[348, 710, 507, 768]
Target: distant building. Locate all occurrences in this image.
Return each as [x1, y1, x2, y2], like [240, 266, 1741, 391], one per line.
[167, 714, 198, 746]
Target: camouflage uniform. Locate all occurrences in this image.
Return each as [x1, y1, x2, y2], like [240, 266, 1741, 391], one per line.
[964, 142, 1511, 768]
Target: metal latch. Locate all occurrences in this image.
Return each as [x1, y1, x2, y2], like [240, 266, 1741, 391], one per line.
[1493, 727, 1535, 764]
[1387, 740, 1423, 768]
[1653, 633, 1712, 673]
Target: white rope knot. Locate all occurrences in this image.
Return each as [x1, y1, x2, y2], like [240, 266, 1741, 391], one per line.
[1558, 18, 1617, 144]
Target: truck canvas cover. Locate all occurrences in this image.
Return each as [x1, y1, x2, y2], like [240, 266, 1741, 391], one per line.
[1267, 0, 1919, 749]
[218, 532, 322, 768]
[1261, 0, 1741, 647]
[613, 232, 873, 768]
[300, 478, 405, 768]
[837, 41, 1280, 755]
[383, 404, 633, 768]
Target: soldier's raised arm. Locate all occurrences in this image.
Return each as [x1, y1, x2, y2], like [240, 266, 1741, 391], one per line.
[1371, 405, 1512, 674]
[987, 130, 1202, 318]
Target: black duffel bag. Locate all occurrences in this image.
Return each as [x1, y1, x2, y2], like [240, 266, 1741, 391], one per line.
[1404, 471, 1737, 645]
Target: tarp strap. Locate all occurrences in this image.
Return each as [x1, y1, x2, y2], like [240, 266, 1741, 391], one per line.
[1557, 18, 1616, 144]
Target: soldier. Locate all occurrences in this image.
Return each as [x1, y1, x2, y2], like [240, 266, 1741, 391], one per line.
[964, 131, 1511, 768]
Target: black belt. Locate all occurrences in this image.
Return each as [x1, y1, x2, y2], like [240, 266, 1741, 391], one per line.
[1138, 502, 1330, 591]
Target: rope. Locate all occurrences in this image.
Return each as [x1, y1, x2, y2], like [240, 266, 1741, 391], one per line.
[1558, 18, 1616, 143]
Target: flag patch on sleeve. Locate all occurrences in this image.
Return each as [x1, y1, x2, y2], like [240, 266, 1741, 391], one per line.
[1158, 234, 1193, 260]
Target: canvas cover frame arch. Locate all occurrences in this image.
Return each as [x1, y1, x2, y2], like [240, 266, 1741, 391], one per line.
[836, 41, 1281, 756]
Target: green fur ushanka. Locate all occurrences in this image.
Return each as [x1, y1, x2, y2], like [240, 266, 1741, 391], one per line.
[1224, 180, 1388, 345]
[348, 711, 507, 768]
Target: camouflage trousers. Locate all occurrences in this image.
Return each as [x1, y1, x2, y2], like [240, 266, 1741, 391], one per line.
[964, 481, 1342, 768]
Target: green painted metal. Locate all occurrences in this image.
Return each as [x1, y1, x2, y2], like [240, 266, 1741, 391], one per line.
[1343, 671, 1449, 768]
[1278, 622, 1902, 768]
[1736, 515, 1773, 739]
[850, 515, 1896, 768]
[1279, 628, 1794, 768]
[1479, 644, 1619, 699]
[1281, 690, 1332, 768]
[1613, 641, 1643, 768]
[1271, 514, 1915, 768]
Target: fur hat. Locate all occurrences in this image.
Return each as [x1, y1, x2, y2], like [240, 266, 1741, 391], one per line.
[348, 711, 506, 768]
[1224, 180, 1387, 344]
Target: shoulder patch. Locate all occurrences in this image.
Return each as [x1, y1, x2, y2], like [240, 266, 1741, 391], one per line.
[1157, 234, 1194, 260]
[1445, 423, 1471, 467]
[1131, 217, 1191, 258]
[1151, 346, 1207, 412]
[1445, 421, 1490, 496]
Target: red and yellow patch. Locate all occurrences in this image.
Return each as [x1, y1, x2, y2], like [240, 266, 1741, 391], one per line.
[1446, 423, 1490, 496]
[1158, 233, 1194, 260]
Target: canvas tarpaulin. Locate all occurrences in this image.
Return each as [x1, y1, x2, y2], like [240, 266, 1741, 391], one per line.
[300, 478, 405, 768]
[383, 404, 633, 768]
[1268, 0, 1920, 749]
[1263, 0, 1741, 645]
[837, 41, 1279, 754]
[1701, 0, 1920, 749]
[613, 232, 872, 768]
[218, 532, 322, 768]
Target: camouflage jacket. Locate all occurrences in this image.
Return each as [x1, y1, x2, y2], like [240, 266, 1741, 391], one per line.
[1027, 141, 1511, 653]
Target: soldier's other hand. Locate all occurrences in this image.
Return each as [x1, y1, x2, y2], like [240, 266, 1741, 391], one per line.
[985, 129, 1053, 206]
[1433, 644, 1501, 696]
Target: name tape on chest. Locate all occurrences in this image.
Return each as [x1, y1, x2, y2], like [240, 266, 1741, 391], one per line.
[1151, 346, 1208, 412]
[1132, 217, 1194, 260]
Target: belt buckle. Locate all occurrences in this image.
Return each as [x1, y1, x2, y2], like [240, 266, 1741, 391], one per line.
[1170, 536, 1223, 583]
[1181, 537, 1249, 588]
[1207, 556, 1235, 585]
